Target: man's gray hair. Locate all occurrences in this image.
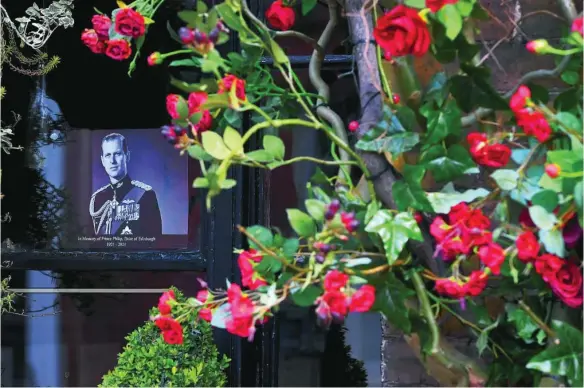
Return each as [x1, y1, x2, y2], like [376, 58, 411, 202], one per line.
[101, 133, 129, 155]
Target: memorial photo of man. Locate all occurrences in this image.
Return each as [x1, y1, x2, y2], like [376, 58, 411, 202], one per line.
[89, 133, 162, 236]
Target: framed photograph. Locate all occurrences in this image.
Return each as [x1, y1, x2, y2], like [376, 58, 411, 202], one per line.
[64, 128, 190, 250]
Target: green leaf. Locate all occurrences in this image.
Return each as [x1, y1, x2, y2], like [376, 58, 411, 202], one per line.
[355, 133, 420, 154]
[422, 144, 475, 182]
[263, 135, 285, 160]
[187, 145, 213, 161]
[246, 150, 274, 163]
[223, 126, 243, 153]
[491, 169, 520, 191]
[555, 112, 583, 132]
[291, 285, 322, 307]
[531, 190, 559, 213]
[169, 58, 201, 67]
[423, 72, 448, 106]
[215, 3, 243, 32]
[505, 303, 540, 343]
[269, 40, 289, 64]
[421, 99, 462, 144]
[372, 272, 414, 333]
[392, 165, 434, 212]
[255, 255, 282, 274]
[529, 205, 559, 231]
[221, 179, 237, 189]
[301, 0, 317, 15]
[287, 209, 316, 237]
[538, 229, 566, 257]
[561, 70, 580, 85]
[201, 131, 231, 160]
[477, 317, 500, 356]
[455, 0, 474, 16]
[193, 177, 209, 188]
[305, 199, 326, 222]
[527, 320, 583, 388]
[427, 187, 490, 214]
[403, 0, 425, 8]
[246, 225, 274, 249]
[177, 10, 200, 27]
[282, 238, 299, 258]
[201, 93, 230, 110]
[201, 49, 226, 73]
[437, 4, 463, 40]
[365, 210, 422, 264]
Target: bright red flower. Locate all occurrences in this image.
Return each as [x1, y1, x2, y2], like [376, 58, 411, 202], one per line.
[430, 216, 451, 241]
[226, 295, 256, 339]
[187, 91, 208, 115]
[81, 29, 106, 54]
[198, 308, 213, 322]
[105, 39, 132, 61]
[238, 251, 267, 290]
[91, 14, 111, 40]
[549, 261, 583, 308]
[510, 85, 531, 112]
[166, 94, 186, 120]
[478, 242, 505, 275]
[323, 270, 349, 292]
[162, 327, 184, 345]
[155, 316, 184, 345]
[193, 110, 213, 135]
[516, 231, 540, 262]
[516, 109, 552, 142]
[449, 202, 471, 224]
[425, 0, 458, 13]
[114, 8, 145, 38]
[535, 254, 564, 283]
[441, 237, 469, 260]
[265, 0, 295, 31]
[473, 144, 511, 168]
[435, 278, 466, 299]
[572, 17, 583, 36]
[157, 290, 176, 315]
[218, 74, 247, 102]
[373, 5, 431, 58]
[196, 289, 209, 303]
[464, 271, 488, 296]
[321, 291, 348, 317]
[349, 285, 376, 313]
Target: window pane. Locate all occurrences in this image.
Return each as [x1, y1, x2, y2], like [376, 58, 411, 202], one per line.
[1, 270, 205, 387]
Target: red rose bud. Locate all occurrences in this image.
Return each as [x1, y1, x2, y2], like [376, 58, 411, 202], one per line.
[348, 121, 359, 132]
[179, 27, 195, 44]
[147, 52, 162, 66]
[329, 199, 341, 212]
[392, 94, 401, 104]
[91, 14, 112, 40]
[545, 163, 561, 178]
[265, 0, 296, 31]
[81, 29, 106, 54]
[346, 219, 360, 233]
[526, 39, 549, 54]
[105, 39, 132, 61]
[414, 212, 423, 223]
[572, 17, 583, 37]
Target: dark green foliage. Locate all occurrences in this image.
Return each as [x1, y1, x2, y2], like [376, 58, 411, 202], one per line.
[321, 324, 368, 387]
[100, 288, 229, 387]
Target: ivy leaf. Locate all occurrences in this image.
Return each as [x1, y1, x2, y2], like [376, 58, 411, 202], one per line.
[529, 205, 559, 231]
[201, 131, 231, 160]
[427, 187, 490, 214]
[505, 304, 540, 343]
[372, 272, 414, 333]
[365, 210, 422, 264]
[392, 165, 434, 212]
[538, 229, 566, 257]
[476, 317, 500, 356]
[245, 225, 273, 249]
[305, 199, 326, 222]
[422, 144, 475, 182]
[527, 320, 583, 388]
[491, 169, 520, 191]
[531, 190, 559, 213]
[263, 135, 285, 160]
[421, 99, 462, 144]
[301, 0, 317, 15]
[287, 209, 316, 237]
[437, 4, 463, 40]
[423, 72, 448, 106]
[291, 285, 322, 307]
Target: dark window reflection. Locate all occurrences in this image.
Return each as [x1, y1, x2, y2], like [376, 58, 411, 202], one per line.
[1, 270, 205, 387]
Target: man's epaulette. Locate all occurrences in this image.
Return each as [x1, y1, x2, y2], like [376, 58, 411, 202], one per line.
[91, 184, 109, 197]
[131, 180, 152, 191]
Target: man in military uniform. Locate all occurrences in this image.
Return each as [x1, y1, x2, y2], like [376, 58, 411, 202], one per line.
[89, 133, 162, 236]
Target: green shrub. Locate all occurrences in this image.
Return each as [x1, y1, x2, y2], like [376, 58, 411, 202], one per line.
[321, 324, 368, 387]
[100, 288, 229, 387]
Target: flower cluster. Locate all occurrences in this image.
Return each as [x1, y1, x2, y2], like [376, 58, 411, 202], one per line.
[218, 74, 247, 108]
[81, 7, 148, 61]
[466, 132, 510, 168]
[510, 85, 552, 142]
[153, 290, 184, 344]
[316, 270, 376, 327]
[533, 254, 583, 308]
[161, 91, 214, 148]
[265, 0, 296, 31]
[237, 249, 267, 290]
[324, 199, 360, 232]
[179, 21, 229, 55]
[434, 270, 488, 300]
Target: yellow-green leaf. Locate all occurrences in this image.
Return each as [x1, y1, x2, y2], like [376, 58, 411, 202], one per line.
[223, 126, 243, 153]
[201, 131, 231, 160]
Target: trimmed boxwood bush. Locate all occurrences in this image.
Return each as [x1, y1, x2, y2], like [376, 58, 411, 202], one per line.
[321, 324, 368, 387]
[100, 288, 229, 387]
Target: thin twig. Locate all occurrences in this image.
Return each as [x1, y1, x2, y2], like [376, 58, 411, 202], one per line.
[518, 300, 557, 340]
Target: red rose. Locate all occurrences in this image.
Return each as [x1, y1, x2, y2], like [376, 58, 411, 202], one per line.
[157, 290, 176, 315]
[198, 308, 213, 322]
[166, 94, 187, 120]
[196, 289, 209, 303]
[218, 74, 247, 103]
[516, 110, 551, 142]
[238, 251, 267, 290]
[187, 91, 208, 115]
[426, 0, 458, 13]
[373, 5, 431, 58]
[155, 316, 184, 345]
[535, 254, 564, 283]
[440, 237, 469, 260]
[349, 285, 376, 313]
[323, 270, 349, 292]
[435, 278, 466, 299]
[464, 271, 488, 296]
[265, 0, 295, 31]
[321, 291, 348, 318]
[509, 85, 531, 113]
[192, 110, 213, 135]
[477, 144, 511, 168]
[162, 327, 184, 345]
[516, 231, 540, 262]
[114, 8, 145, 38]
[478, 243, 505, 275]
[572, 17, 583, 36]
[81, 29, 106, 54]
[449, 202, 471, 224]
[91, 14, 111, 40]
[227, 283, 244, 302]
[226, 295, 255, 338]
[549, 261, 583, 308]
[105, 39, 132, 61]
